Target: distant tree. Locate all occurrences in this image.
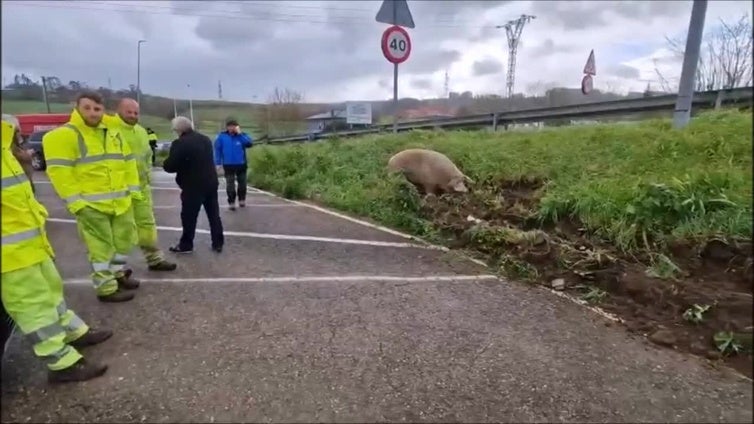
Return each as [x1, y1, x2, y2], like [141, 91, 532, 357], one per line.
[657, 13, 753, 91]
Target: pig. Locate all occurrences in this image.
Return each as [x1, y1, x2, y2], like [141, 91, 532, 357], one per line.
[387, 148, 474, 196]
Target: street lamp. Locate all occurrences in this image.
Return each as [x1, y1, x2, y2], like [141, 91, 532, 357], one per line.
[187, 84, 195, 127]
[137, 39, 147, 104]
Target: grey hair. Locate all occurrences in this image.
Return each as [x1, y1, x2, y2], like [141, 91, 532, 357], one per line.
[171, 116, 194, 133]
[1, 113, 19, 130]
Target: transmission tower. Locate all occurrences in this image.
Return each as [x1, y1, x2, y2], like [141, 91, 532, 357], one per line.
[443, 69, 450, 98]
[218, 80, 223, 100]
[497, 14, 536, 98]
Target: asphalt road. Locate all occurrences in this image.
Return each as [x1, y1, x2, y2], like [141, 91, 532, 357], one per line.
[1, 170, 752, 423]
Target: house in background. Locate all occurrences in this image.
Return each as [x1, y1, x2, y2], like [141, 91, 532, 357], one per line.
[305, 109, 348, 134]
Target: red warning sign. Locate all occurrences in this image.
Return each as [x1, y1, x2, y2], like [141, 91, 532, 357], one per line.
[583, 49, 596, 76]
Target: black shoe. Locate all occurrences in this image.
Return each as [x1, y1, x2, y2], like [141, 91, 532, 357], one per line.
[169, 245, 193, 254]
[48, 358, 108, 384]
[212, 245, 223, 253]
[239, 201, 246, 208]
[229, 205, 237, 211]
[117, 275, 140, 290]
[69, 329, 113, 349]
[148, 260, 178, 271]
[97, 289, 135, 303]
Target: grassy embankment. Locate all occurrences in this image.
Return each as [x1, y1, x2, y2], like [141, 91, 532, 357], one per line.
[248, 109, 753, 374]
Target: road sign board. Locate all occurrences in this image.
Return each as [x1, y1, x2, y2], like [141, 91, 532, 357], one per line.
[581, 74, 593, 95]
[381, 25, 412, 64]
[583, 49, 596, 75]
[375, 0, 415, 29]
[345, 102, 373, 125]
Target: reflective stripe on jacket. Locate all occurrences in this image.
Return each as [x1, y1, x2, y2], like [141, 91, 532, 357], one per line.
[1, 121, 55, 273]
[103, 114, 152, 187]
[42, 109, 142, 216]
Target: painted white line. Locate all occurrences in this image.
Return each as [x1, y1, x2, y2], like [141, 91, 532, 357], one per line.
[46, 218, 442, 250]
[248, 186, 623, 323]
[64, 274, 500, 285]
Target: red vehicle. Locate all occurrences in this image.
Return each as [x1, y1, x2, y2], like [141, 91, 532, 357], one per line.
[15, 113, 69, 141]
[14, 114, 69, 170]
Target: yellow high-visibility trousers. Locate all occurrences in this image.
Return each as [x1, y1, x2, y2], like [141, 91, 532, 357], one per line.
[132, 186, 166, 266]
[1, 258, 88, 371]
[74, 206, 136, 296]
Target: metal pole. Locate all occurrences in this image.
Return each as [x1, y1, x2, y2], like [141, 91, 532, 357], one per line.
[673, 0, 707, 129]
[173, 98, 177, 118]
[41, 77, 51, 113]
[137, 40, 146, 104]
[393, 63, 398, 133]
[187, 84, 194, 127]
[392, 1, 398, 134]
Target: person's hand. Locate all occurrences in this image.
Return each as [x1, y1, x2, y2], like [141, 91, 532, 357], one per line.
[234, 125, 242, 134]
[216, 165, 224, 176]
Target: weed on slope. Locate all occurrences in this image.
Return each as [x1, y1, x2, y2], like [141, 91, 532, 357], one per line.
[249, 109, 753, 377]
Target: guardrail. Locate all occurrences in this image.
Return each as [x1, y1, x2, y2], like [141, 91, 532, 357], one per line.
[262, 87, 753, 145]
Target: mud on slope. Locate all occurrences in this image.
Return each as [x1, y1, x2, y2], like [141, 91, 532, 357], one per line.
[420, 177, 754, 378]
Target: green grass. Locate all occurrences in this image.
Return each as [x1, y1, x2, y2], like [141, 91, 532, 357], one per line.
[248, 109, 753, 252]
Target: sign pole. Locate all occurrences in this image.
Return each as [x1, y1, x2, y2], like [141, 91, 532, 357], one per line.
[376, 0, 415, 135]
[393, 63, 398, 133]
[673, 0, 708, 129]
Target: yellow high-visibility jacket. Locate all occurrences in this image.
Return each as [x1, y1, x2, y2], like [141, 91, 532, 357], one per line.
[1, 121, 55, 274]
[42, 109, 142, 216]
[103, 114, 152, 188]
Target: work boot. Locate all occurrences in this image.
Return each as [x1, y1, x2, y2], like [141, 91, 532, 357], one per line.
[69, 328, 113, 349]
[117, 271, 140, 290]
[48, 358, 108, 384]
[97, 289, 135, 303]
[148, 260, 177, 271]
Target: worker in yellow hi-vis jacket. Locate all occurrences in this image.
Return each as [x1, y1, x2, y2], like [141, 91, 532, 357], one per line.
[1, 114, 113, 384]
[104, 99, 177, 272]
[42, 91, 142, 303]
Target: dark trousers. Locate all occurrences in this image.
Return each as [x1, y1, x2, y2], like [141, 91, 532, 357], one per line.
[179, 187, 225, 250]
[223, 164, 248, 204]
[151, 147, 156, 166]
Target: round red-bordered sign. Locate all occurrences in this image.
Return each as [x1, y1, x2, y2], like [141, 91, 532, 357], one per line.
[581, 74, 593, 95]
[381, 25, 412, 64]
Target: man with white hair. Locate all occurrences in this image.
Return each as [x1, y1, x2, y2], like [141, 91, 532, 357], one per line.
[2, 113, 111, 383]
[162, 116, 225, 253]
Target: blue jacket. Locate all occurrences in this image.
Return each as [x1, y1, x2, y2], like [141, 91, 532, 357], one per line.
[214, 131, 253, 166]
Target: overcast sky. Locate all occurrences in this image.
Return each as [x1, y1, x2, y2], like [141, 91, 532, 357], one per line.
[1, 0, 751, 103]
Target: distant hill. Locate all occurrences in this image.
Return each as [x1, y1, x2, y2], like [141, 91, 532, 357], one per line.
[2, 73, 659, 138]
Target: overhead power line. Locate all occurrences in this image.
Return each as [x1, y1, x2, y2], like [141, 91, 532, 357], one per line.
[14, 1, 499, 29]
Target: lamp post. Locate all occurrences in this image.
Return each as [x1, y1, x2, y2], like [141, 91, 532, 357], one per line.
[187, 84, 194, 127]
[136, 39, 147, 104]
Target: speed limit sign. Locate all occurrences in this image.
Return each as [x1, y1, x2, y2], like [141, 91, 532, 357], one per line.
[381, 25, 411, 64]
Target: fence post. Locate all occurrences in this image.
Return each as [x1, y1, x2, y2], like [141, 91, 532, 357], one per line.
[492, 113, 498, 131]
[714, 90, 724, 110]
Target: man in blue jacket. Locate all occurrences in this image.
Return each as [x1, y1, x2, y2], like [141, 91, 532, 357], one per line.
[214, 118, 253, 211]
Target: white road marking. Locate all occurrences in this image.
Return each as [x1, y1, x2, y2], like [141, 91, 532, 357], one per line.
[63, 274, 500, 285]
[248, 186, 624, 324]
[46, 218, 442, 250]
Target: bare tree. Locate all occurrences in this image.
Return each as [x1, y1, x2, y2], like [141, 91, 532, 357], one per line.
[257, 86, 305, 136]
[657, 13, 753, 91]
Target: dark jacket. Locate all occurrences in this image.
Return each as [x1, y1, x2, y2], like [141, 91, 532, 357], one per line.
[162, 129, 218, 192]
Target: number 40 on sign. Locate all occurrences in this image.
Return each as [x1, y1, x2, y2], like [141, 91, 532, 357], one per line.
[381, 25, 412, 64]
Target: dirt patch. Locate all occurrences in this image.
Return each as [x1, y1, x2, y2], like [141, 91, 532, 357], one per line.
[420, 177, 754, 378]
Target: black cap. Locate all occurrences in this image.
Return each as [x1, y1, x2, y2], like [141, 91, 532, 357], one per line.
[225, 118, 239, 126]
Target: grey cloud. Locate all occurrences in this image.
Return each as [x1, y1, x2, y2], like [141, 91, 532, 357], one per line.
[608, 64, 640, 79]
[531, 1, 687, 31]
[472, 58, 503, 77]
[410, 78, 433, 90]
